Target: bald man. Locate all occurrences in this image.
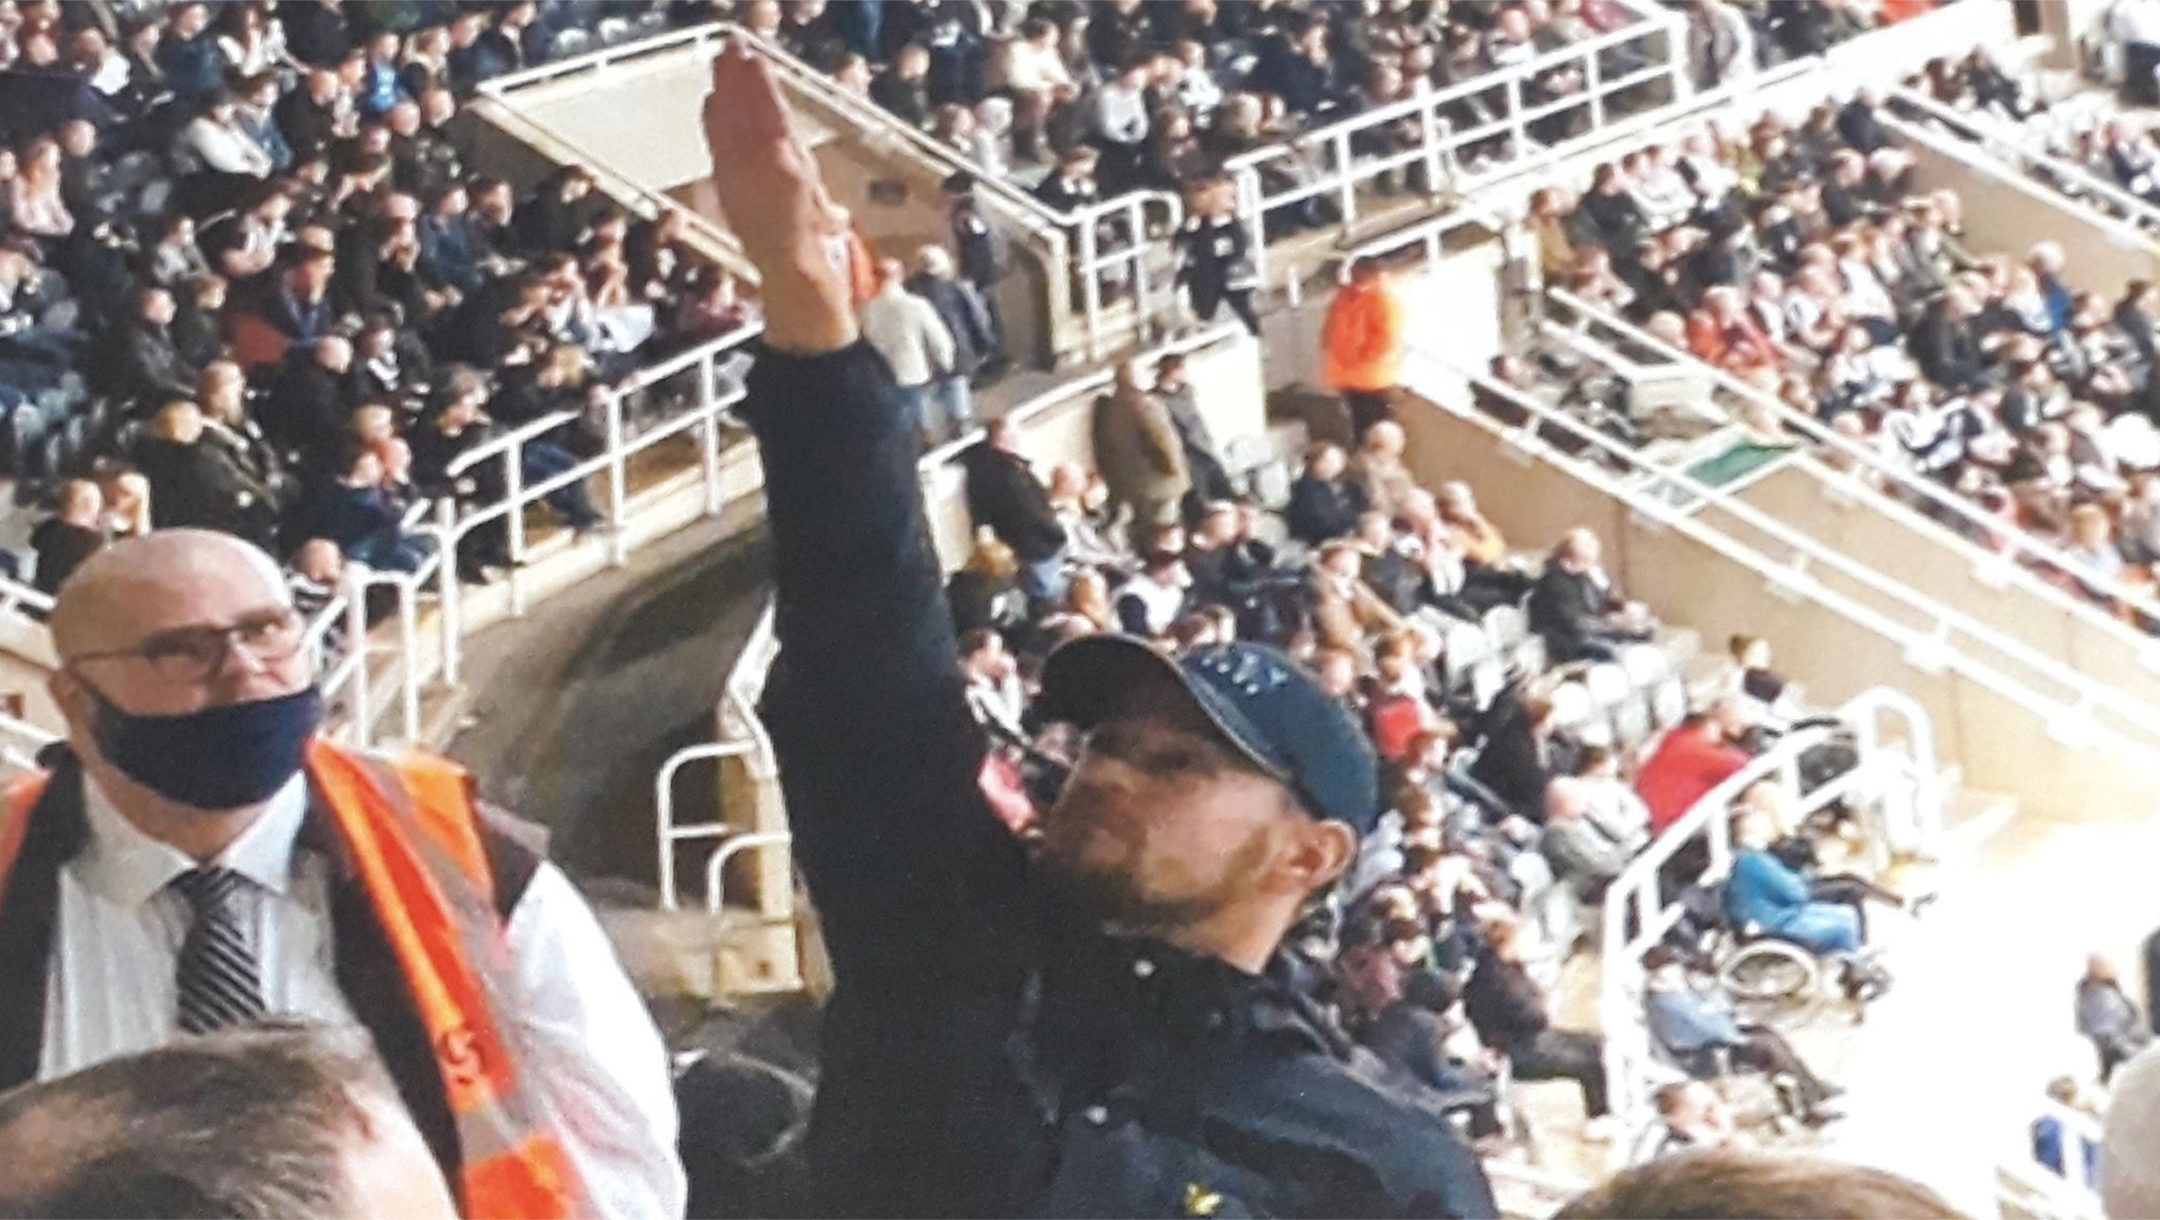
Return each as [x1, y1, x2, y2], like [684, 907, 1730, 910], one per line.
[0, 531, 683, 1218]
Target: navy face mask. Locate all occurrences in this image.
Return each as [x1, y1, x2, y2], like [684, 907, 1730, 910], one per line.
[87, 685, 324, 810]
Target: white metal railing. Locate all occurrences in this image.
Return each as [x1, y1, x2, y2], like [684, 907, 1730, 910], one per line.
[656, 597, 777, 911]
[1888, 86, 2160, 236]
[1541, 289, 2160, 648]
[1230, 4, 1687, 286]
[431, 324, 759, 686]
[2000, 1096, 2105, 1220]
[1408, 348, 2160, 757]
[1596, 685, 1939, 1151]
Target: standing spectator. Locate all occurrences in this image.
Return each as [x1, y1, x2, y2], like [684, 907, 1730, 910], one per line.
[1092, 357, 1191, 529]
[860, 256, 957, 442]
[942, 173, 1009, 368]
[705, 50, 1494, 1211]
[13, 530, 685, 1215]
[1176, 177, 1261, 336]
[1686, 0, 1756, 89]
[2078, 955, 2153, 1083]
[1155, 351, 1236, 508]
[1323, 257, 1406, 437]
[1090, 57, 1153, 192]
[1635, 699, 1752, 834]
[2113, 0, 2160, 107]
[29, 479, 106, 597]
[962, 417, 1069, 604]
[907, 246, 993, 440]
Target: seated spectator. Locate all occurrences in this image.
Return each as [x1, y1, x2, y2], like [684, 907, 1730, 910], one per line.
[1540, 776, 1632, 901]
[1726, 805, 1867, 961]
[2078, 954, 2153, 1083]
[1336, 934, 1506, 1147]
[133, 400, 280, 554]
[306, 439, 435, 574]
[1114, 543, 1192, 639]
[947, 529, 1029, 639]
[1649, 1080, 1747, 1159]
[1527, 528, 1655, 664]
[1286, 441, 1364, 548]
[1641, 944, 1842, 1123]
[1350, 420, 1417, 523]
[286, 534, 347, 627]
[0, 1025, 457, 1218]
[1636, 699, 1752, 835]
[1463, 913, 1612, 1140]
[1311, 538, 1406, 660]
[29, 478, 105, 597]
[111, 285, 202, 411]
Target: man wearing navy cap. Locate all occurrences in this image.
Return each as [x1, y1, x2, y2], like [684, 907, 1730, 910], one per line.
[705, 42, 1495, 1219]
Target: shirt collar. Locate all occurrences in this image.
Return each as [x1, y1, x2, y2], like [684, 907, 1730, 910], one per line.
[78, 771, 311, 909]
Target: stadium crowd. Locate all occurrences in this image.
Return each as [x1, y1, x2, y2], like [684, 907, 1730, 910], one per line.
[0, 0, 781, 606]
[1522, 80, 2160, 621]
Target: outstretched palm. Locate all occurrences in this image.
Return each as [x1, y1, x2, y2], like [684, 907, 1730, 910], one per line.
[703, 40, 857, 353]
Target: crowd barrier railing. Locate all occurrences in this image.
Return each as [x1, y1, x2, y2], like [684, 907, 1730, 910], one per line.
[0, 708, 55, 780]
[432, 323, 760, 686]
[1888, 86, 2160, 236]
[1540, 290, 2160, 659]
[1998, 1095, 2105, 1220]
[1228, 3, 1687, 289]
[1594, 685, 1940, 1152]
[656, 597, 778, 913]
[1406, 348, 2160, 759]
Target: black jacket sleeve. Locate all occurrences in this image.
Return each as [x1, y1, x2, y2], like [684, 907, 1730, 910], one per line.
[741, 342, 1030, 990]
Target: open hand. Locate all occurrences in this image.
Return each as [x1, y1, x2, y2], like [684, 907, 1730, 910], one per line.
[703, 38, 858, 354]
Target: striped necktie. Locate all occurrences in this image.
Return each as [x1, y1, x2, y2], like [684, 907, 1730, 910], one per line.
[170, 867, 266, 1034]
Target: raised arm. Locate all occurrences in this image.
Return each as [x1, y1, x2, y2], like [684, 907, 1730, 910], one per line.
[705, 44, 1025, 985]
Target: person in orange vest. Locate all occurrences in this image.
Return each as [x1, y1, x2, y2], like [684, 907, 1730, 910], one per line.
[0, 529, 684, 1219]
[1321, 257, 1407, 439]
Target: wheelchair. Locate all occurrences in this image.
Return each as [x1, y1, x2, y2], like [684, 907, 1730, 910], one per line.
[1666, 881, 1887, 1026]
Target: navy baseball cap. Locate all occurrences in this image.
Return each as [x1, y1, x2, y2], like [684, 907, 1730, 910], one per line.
[1035, 637, 1381, 837]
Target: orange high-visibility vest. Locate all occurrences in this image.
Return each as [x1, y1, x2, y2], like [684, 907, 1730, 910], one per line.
[0, 740, 583, 1220]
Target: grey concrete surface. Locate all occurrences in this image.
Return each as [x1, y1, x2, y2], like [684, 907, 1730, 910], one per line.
[445, 501, 770, 887]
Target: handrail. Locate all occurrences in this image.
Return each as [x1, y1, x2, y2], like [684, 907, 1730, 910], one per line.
[1890, 84, 2160, 235]
[1595, 685, 1938, 1151]
[1542, 288, 2160, 641]
[656, 597, 776, 911]
[1407, 348, 2160, 754]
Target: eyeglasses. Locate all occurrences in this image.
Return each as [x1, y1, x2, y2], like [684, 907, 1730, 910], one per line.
[70, 608, 307, 685]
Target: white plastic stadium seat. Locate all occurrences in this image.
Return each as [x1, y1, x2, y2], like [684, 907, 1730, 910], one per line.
[1483, 604, 1528, 650]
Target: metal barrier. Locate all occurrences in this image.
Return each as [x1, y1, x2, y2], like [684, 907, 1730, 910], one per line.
[0, 709, 56, 780]
[1229, 3, 1687, 285]
[1999, 1096, 2105, 1220]
[1888, 86, 2160, 235]
[656, 598, 777, 912]
[1540, 289, 2160, 653]
[431, 324, 759, 686]
[305, 555, 435, 750]
[1405, 347, 2160, 756]
[1595, 685, 1940, 1151]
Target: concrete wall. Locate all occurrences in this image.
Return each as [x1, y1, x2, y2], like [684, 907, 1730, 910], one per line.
[1895, 122, 2160, 301]
[1738, 462, 2160, 713]
[919, 330, 1267, 570]
[1390, 385, 2160, 822]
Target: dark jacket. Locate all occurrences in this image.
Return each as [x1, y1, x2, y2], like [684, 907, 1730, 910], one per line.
[28, 520, 103, 597]
[742, 342, 1496, 1218]
[134, 436, 276, 551]
[962, 442, 1066, 563]
[908, 273, 994, 376]
[1462, 946, 1549, 1051]
[1526, 564, 1624, 658]
[113, 322, 200, 407]
[263, 355, 350, 463]
[1286, 474, 1365, 548]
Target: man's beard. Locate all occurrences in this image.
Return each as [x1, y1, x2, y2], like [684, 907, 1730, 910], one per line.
[1034, 829, 1271, 938]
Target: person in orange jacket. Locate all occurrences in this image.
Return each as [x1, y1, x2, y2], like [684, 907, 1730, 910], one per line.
[1322, 257, 1406, 438]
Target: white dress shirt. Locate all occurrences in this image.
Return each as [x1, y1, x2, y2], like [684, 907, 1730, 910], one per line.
[42, 772, 687, 1219]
